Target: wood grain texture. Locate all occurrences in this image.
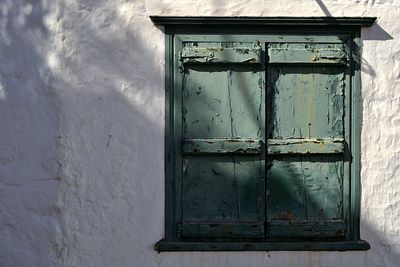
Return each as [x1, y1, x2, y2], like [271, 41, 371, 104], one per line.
[268, 157, 343, 222]
[268, 43, 347, 64]
[180, 41, 265, 238]
[267, 65, 344, 139]
[180, 222, 264, 238]
[183, 138, 261, 154]
[181, 47, 261, 64]
[266, 42, 347, 240]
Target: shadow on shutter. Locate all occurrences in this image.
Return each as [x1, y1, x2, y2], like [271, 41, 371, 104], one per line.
[180, 42, 265, 240]
[266, 42, 348, 240]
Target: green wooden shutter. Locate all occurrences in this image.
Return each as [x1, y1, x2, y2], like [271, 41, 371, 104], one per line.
[179, 42, 265, 239]
[177, 41, 350, 241]
[266, 43, 348, 240]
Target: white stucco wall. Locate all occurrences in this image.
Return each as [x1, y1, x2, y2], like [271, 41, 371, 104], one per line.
[0, 0, 399, 266]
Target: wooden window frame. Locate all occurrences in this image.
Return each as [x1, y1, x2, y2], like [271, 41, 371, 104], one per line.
[151, 16, 376, 251]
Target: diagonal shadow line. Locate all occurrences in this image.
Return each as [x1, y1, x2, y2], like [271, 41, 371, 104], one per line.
[315, 0, 332, 17]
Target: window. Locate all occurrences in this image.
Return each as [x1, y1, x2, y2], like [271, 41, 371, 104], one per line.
[151, 17, 376, 251]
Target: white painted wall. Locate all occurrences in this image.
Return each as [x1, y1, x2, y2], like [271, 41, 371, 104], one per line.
[0, 1, 399, 266]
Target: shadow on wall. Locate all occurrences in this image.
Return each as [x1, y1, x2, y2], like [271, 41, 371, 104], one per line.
[360, 23, 393, 78]
[0, 1, 61, 267]
[361, 23, 393, 41]
[314, 0, 394, 43]
[362, 222, 400, 267]
[0, 1, 399, 267]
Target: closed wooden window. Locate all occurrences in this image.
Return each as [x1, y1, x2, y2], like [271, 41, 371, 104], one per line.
[152, 17, 375, 251]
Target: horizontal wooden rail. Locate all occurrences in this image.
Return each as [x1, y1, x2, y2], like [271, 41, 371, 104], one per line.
[183, 138, 262, 155]
[267, 138, 344, 155]
[268, 43, 347, 65]
[183, 138, 344, 155]
[181, 47, 262, 64]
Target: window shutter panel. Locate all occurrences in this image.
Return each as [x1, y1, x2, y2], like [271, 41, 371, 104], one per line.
[179, 42, 265, 240]
[266, 43, 348, 240]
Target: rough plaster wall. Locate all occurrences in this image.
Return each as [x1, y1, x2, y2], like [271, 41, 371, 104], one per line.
[0, 1, 62, 266]
[0, 0, 399, 267]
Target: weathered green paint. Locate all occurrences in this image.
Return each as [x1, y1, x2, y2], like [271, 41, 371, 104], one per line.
[268, 158, 343, 222]
[159, 20, 371, 250]
[268, 43, 347, 65]
[178, 34, 350, 44]
[173, 37, 184, 240]
[180, 41, 265, 238]
[164, 33, 175, 240]
[267, 138, 344, 155]
[182, 60, 264, 138]
[181, 47, 261, 64]
[351, 32, 362, 241]
[267, 65, 344, 139]
[266, 42, 347, 240]
[342, 37, 352, 240]
[182, 155, 262, 221]
[183, 138, 261, 154]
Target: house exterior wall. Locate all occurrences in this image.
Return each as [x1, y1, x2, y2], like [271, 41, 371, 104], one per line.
[0, 1, 399, 266]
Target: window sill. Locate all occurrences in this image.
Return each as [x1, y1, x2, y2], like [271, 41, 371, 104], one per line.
[155, 239, 370, 252]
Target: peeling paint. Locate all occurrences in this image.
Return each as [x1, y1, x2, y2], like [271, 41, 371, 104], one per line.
[181, 47, 262, 64]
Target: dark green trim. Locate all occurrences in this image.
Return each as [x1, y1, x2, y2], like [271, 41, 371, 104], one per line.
[164, 33, 175, 240]
[150, 16, 376, 27]
[173, 36, 184, 240]
[343, 36, 352, 241]
[350, 31, 362, 241]
[155, 240, 370, 251]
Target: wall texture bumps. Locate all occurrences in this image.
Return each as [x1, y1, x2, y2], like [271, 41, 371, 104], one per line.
[0, 0, 399, 266]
